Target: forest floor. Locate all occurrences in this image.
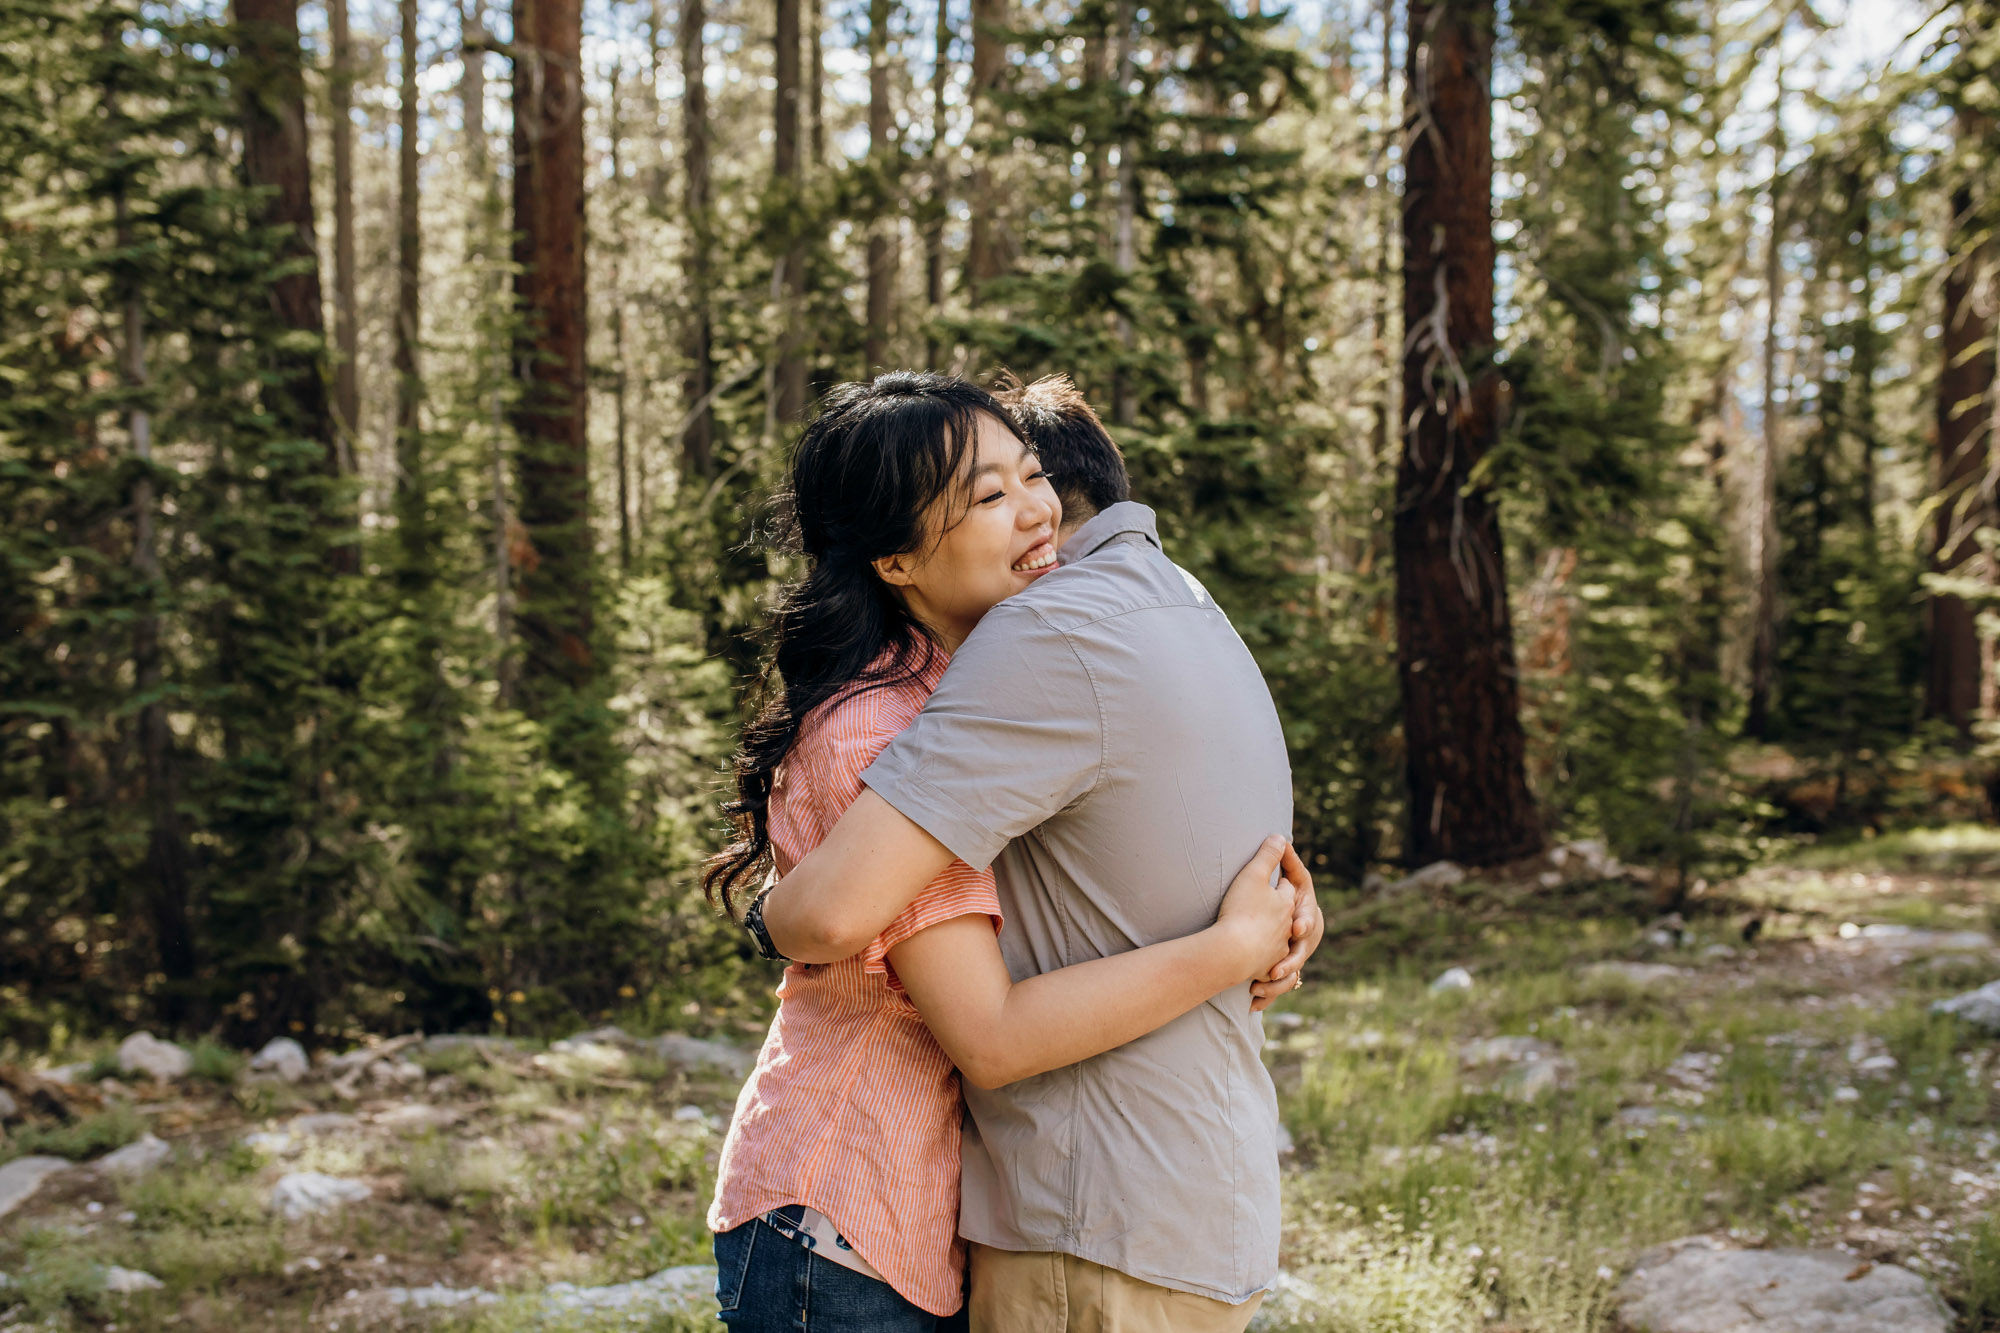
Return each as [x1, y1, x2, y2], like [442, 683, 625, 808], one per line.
[4, 827, 2000, 1332]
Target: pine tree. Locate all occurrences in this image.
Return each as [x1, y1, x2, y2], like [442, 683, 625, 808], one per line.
[1393, 0, 1540, 866]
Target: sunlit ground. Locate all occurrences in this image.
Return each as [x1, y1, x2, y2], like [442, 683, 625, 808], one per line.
[4, 834, 2000, 1331]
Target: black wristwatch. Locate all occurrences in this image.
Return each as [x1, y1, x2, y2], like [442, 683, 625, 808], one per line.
[743, 887, 788, 963]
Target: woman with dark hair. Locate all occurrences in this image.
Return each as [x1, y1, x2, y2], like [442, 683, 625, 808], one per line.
[704, 372, 1305, 1332]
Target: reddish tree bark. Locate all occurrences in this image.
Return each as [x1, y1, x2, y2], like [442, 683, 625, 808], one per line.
[1392, 0, 1540, 866]
[329, 0, 359, 466]
[510, 0, 595, 715]
[864, 0, 894, 372]
[680, 0, 715, 475]
[1927, 168, 1997, 731]
[234, 0, 352, 570]
[394, 0, 425, 583]
[772, 0, 807, 424]
[965, 0, 1008, 303]
[925, 0, 950, 367]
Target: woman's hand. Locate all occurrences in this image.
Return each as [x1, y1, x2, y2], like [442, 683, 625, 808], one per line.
[1250, 845, 1320, 1012]
[1212, 836, 1300, 983]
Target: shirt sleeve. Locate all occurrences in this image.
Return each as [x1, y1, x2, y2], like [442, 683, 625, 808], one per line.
[861, 860, 1002, 995]
[860, 603, 1103, 871]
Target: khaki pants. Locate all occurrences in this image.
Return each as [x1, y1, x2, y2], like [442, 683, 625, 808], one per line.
[967, 1243, 1263, 1333]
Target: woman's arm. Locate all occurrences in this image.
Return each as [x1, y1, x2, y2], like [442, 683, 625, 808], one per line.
[888, 837, 1305, 1090]
[761, 788, 953, 962]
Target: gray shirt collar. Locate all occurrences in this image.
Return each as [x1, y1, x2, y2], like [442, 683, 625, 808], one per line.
[1057, 500, 1161, 565]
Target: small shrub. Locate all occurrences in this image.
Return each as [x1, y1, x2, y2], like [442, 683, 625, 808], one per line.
[0, 1226, 120, 1321]
[1958, 1215, 2000, 1331]
[119, 1159, 265, 1231]
[1, 1102, 145, 1163]
[188, 1036, 244, 1085]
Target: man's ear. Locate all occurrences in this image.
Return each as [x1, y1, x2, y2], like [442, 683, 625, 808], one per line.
[873, 551, 918, 588]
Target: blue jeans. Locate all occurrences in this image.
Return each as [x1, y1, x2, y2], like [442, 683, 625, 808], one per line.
[714, 1206, 967, 1332]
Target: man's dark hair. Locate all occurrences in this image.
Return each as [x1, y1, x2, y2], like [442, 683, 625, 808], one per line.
[997, 373, 1131, 521]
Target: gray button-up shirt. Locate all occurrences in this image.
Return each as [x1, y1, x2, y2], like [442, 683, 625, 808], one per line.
[860, 502, 1290, 1304]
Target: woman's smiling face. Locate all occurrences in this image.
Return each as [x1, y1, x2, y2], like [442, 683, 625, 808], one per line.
[874, 411, 1062, 651]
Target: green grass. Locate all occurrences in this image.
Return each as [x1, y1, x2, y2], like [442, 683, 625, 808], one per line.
[1267, 838, 2000, 1329]
[3, 833, 1994, 1333]
[0, 1102, 145, 1164]
[188, 1036, 245, 1085]
[1960, 1215, 2000, 1331]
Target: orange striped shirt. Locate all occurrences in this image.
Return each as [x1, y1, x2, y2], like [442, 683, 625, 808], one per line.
[708, 646, 1002, 1316]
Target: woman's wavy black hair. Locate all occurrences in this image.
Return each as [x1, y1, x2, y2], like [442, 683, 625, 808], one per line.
[703, 371, 1023, 917]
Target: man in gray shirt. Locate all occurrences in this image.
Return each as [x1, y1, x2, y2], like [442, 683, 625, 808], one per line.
[763, 377, 1322, 1331]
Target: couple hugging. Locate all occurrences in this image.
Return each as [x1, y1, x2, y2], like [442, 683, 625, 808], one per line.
[703, 370, 1327, 1332]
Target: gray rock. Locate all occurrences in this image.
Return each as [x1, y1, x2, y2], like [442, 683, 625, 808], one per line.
[290, 1112, 361, 1136]
[418, 1034, 520, 1056]
[1386, 861, 1466, 895]
[1499, 1056, 1574, 1101]
[42, 1061, 90, 1084]
[100, 1265, 164, 1295]
[638, 1033, 755, 1076]
[117, 1031, 191, 1082]
[1849, 924, 1992, 955]
[269, 1171, 373, 1219]
[1429, 966, 1474, 994]
[1613, 1235, 1948, 1333]
[1934, 979, 2000, 1034]
[541, 1264, 715, 1317]
[372, 1102, 460, 1132]
[0, 1089, 17, 1121]
[1582, 961, 1690, 989]
[553, 1025, 633, 1052]
[95, 1133, 171, 1177]
[1549, 838, 1621, 880]
[533, 1041, 632, 1078]
[1457, 1036, 1574, 1098]
[0, 1156, 70, 1221]
[388, 1284, 499, 1309]
[241, 1130, 296, 1158]
[1459, 1035, 1556, 1066]
[249, 1037, 310, 1083]
[365, 1058, 425, 1088]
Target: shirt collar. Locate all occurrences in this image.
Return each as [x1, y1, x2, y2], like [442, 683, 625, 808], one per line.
[1057, 501, 1161, 565]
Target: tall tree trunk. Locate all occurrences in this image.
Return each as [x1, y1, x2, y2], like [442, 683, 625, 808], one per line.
[1109, 0, 1137, 426]
[1371, 0, 1394, 472]
[964, 0, 1007, 304]
[609, 67, 632, 571]
[680, 0, 720, 472]
[395, 0, 426, 585]
[865, 0, 894, 372]
[925, 0, 950, 367]
[646, 0, 671, 207]
[681, 0, 715, 475]
[1853, 165, 1879, 544]
[106, 60, 196, 1026]
[461, 0, 514, 700]
[772, 0, 807, 426]
[329, 0, 359, 474]
[808, 0, 825, 169]
[510, 0, 595, 727]
[1746, 52, 1786, 738]
[1927, 163, 1997, 731]
[236, 0, 352, 572]
[1393, 0, 1540, 867]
